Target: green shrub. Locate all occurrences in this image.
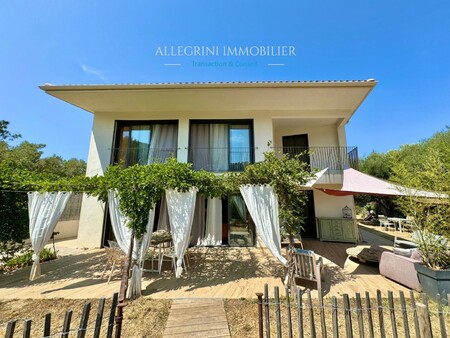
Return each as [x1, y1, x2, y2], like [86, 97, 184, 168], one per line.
[1, 247, 58, 273]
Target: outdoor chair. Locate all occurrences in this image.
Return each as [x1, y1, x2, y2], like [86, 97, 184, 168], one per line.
[286, 247, 323, 293]
[158, 242, 189, 274]
[102, 246, 127, 283]
[378, 215, 395, 231]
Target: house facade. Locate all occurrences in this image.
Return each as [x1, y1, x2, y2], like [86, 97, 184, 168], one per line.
[40, 80, 376, 248]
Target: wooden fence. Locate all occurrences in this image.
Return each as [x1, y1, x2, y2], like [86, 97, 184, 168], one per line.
[256, 285, 450, 338]
[2, 293, 118, 338]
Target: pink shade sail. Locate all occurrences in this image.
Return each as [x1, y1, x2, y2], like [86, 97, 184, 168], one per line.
[316, 168, 446, 198]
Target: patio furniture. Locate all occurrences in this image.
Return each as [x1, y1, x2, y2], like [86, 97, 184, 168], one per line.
[158, 242, 189, 274]
[102, 246, 127, 283]
[379, 251, 423, 291]
[388, 217, 412, 232]
[377, 215, 394, 231]
[287, 248, 323, 292]
[346, 245, 390, 264]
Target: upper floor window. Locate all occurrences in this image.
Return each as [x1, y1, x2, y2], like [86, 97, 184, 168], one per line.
[188, 120, 253, 172]
[113, 121, 178, 166]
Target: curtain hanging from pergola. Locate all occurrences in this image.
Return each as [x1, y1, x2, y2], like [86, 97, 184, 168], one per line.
[28, 191, 72, 281]
[166, 188, 197, 277]
[239, 184, 287, 266]
[107, 190, 155, 298]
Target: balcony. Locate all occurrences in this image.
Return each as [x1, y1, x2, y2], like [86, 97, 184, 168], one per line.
[188, 147, 254, 172]
[272, 146, 358, 171]
[111, 147, 178, 166]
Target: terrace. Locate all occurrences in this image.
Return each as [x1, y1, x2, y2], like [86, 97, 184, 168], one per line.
[0, 226, 409, 300]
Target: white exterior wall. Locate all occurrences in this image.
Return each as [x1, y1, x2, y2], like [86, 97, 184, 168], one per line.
[273, 124, 340, 148]
[77, 114, 113, 248]
[313, 189, 355, 218]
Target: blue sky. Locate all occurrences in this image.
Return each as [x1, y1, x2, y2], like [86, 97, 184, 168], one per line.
[1, 1, 449, 160]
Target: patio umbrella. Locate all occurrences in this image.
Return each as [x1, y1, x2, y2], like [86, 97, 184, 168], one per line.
[315, 168, 446, 198]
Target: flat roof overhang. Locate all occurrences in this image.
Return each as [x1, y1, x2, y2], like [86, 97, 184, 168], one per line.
[39, 80, 377, 125]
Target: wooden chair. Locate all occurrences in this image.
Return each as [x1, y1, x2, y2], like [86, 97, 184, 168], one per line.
[102, 246, 127, 283]
[286, 248, 323, 293]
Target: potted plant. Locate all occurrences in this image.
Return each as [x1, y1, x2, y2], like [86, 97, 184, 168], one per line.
[412, 229, 450, 302]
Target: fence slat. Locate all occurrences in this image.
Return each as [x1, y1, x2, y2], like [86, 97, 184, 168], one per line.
[416, 303, 433, 338]
[94, 297, 106, 338]
[77, 302, 91, 338]
[23, 319, 32, 338]
[437, 294, 447, 338]
[61, 310, 72, 338]
[5, 320, 17, 338]
[409, 290, 420, 338]
[343, 294, 353, 338]
[365, 292, 374, 338]
[376, 290, 386, 338]
[284, 287, 293, 338]
[421, 293, 433, 338]
[297, 288, 303, 338]
[399, 291, 410, 338]
[388, 291, 398, 338]
[319, 289, 327, 338]
[264, 284, 271, 338]
[106, 292, 118, 338]
[331, 296, 339, 338]
[274, 286, 282, 338]
[355, 293, 364, 338]
[306, 289, 316, 338]
[43, 313, 51, 337]
[257, 293, 264, 338]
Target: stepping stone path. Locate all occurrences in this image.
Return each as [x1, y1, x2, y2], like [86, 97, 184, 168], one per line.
[163, 298, 231, 337]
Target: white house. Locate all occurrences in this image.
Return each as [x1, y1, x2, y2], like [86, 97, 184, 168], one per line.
[40, 80, 377, 248]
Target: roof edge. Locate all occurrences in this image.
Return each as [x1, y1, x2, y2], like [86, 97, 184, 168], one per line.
[40, 79, 377, 91]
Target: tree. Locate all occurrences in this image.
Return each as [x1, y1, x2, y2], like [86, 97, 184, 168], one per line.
[0, 120, 21, 141]
[393, 148, 450, 269]
[359, 151, 391, 180]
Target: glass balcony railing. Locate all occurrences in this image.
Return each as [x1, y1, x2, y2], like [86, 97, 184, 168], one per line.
[111, 147, 178, 166]
[188, 147, 254, 172]
[111, 146, 358, 172]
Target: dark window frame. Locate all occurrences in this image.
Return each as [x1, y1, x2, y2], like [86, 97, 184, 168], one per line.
[111, 120, 179, 165]
[188, 119, 255, 171]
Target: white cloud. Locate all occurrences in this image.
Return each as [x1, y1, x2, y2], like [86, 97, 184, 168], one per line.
[80, 63, 108, 83]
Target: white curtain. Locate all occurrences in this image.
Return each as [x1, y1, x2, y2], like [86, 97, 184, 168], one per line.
[156, 193, 170, 231]
[190, 124, 210, 170]
[166, 188, 197, 277]
[210, 124, 228, 172]
[28, 191, 72, 281]
[201, 197, 222, 246]
[231, 195, 247, 221]
[239, 185, 287, 266]
[148, 124, 178, 163]
[107, 191, 155, 298]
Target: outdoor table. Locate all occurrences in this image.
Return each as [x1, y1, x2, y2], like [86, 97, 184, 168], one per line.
[387, 217, 411, 232]
[142, 231, 173, 273]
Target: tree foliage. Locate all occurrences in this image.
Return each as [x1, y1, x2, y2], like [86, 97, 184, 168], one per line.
[359, 127, 450, 269]
[0, 121, 87, 243]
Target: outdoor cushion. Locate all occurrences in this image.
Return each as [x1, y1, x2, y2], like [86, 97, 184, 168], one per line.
[379, 251, 422, 291]
[295, 248, 314, 255]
